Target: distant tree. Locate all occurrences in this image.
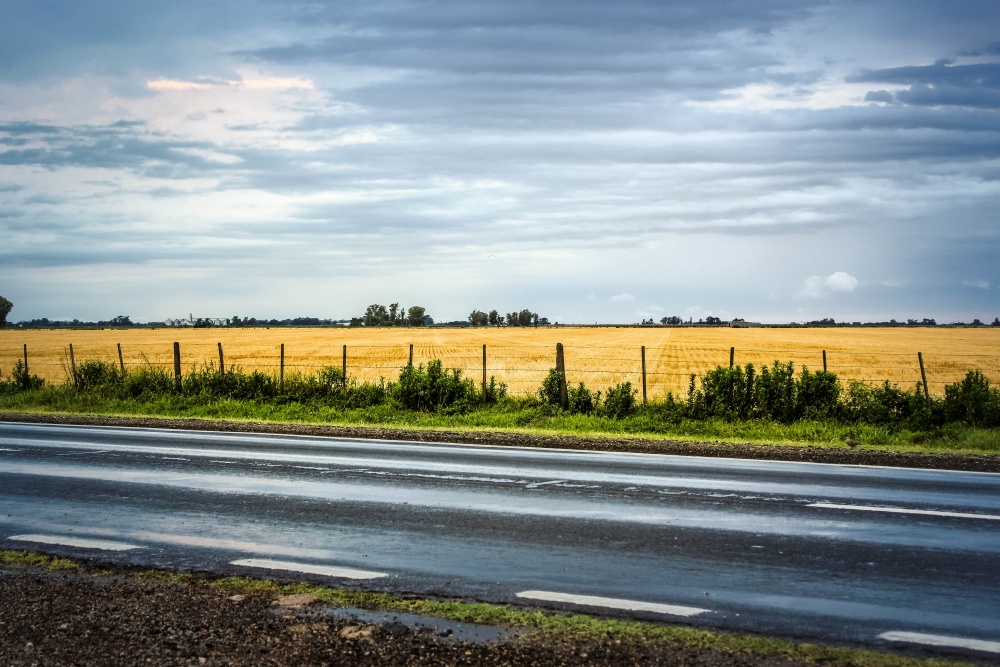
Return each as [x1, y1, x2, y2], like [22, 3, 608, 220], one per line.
[110, 315, 132, 326]
[661, 315, 681, 325]
[972, 318, 983, 326]
[349, 317, 363, 327]
[408, 306, 427, 327]
[921, 318, 937, 326]
[705, 316, 722, 325]
[364, 304, 390, 326]
[388, 303, 400, 325]
[993, 317, 1000, 327]
[468, 309, 488, 326]
[518, 309, 534, 327]
[0, 295, 11, 328]
[488, 310, 499, 326]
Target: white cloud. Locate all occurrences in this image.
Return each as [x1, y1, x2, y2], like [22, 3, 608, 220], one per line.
[962, 279, 991, 289]
[798, 271, 859, 299]
[610, 293, 635, 303]
[825, 271, 859, 292]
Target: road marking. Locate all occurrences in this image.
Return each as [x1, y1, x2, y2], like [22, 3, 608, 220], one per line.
[879, 631, 1000, 654]
[808, 503, 1000, 521]
[9, 533, 142, 551]
[230, 558, 386, 580]
[516, 590, 709, 617]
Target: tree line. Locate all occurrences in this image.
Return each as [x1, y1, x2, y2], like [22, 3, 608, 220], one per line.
[467, 309, 549, 327]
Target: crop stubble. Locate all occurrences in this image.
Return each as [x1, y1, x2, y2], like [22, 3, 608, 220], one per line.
[2, 327, 999, 398]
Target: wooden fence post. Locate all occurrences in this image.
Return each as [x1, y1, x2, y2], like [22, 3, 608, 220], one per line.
[729, 346, 735, 368]
[217, 342, 225, 378]
[117, 343, 125, 375]
[918, 352, 930, 404]
[23, 343, 28, 375]
[279, 344, 285, 393]
[822, 350, 827, 373]
[555, 343, 568, 410]
[342, 344, 347, 386]
[641, 345, 647, 405]
[409, 344, 414, 367]
[482, 344, 487, 403]
[69, 343, 77, 385]
[172, 342, 181, 391]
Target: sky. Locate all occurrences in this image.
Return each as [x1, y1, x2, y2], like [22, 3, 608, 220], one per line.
[1, 0, 999, 325]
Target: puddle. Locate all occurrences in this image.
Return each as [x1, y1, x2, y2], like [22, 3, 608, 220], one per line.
[316, 606, 513, 643]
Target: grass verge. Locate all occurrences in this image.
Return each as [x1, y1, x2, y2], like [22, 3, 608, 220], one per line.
[0, 550, 978, 667]
[1, 389, 999, 455]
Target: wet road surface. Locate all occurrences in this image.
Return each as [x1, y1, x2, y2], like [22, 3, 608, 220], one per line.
[1, 422, 999, 657]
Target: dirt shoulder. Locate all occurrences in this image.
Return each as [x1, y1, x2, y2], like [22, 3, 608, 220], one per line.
[0, 562, 972, 667]
[2, 410, 997, 472]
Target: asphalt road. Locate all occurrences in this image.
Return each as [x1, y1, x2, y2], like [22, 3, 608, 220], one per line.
[2, 422, 999, 658]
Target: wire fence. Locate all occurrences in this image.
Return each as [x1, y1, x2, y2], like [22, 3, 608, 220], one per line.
[3, 338, 999, 398]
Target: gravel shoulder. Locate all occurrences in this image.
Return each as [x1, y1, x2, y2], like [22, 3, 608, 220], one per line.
[0, 562, 976, 667]
[1, 410, 998, 472]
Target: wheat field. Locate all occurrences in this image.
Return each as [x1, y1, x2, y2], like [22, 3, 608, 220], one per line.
[2, 327, 999, 398]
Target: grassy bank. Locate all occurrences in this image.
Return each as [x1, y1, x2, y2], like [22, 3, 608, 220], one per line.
[2, 356, 999, 455]
[2, 387, 999, 455]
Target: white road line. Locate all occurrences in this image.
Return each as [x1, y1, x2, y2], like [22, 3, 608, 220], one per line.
[808, 503, 1000, 521]
[516, 590, 709, 617]
[9, 533, 142, 551]
[230, 558, 386, 580]
[879, 631, 1000, 654]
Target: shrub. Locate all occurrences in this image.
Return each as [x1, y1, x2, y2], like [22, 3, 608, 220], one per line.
[568, 382, 596, 414]
[840, 380, 928, 427]
[603, 381, 637, 419]
[539, 368, 564, 407]
[73, 360, 122, 390]
[754, 361, 797, 423]
[943, 370, 1000, 427]
[795, 368, 840, 419]
[1, 360, 45, 392]
[392, 360, 477, 412]
[687, 365, 755, 420]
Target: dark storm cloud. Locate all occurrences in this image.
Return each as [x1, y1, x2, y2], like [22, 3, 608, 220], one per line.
[850, 61, 1000, 108]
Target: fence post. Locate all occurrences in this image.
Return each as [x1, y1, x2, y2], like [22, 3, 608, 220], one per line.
[172, 342, 181, 392]
[69, 343, 77, 385]
[23, 343, 28, 375]
[822, 350, 827, 373]
[409, 343, 414, 367]
[218, 342, 225, 378]
[641, 345, 647, 405]
[117, 343, 125, 375]
[279, 344, 285, 393]
[482, 344, 487, 403]
[555, 343, 568, 410]
[729, 346, 735, 368]
[918, 352, 930, 405]
[342, 344, 347, 386]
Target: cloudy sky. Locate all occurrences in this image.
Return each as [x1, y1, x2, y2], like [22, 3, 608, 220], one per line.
[1, 0, 998, 324]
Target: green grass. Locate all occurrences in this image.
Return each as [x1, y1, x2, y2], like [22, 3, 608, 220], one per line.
[0, 551, 974, 667]
[2, 388, 999, 455]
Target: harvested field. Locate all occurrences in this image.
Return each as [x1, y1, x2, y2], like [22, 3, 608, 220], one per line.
[2, 327, 999, 398]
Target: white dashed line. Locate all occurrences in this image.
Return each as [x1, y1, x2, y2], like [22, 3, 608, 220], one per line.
[230, 558, 386, 580]
[516, 591, 709, 617]
[879, 631, 1000, 654]
[9, 533, 143, 551]
[808, 503, 1000, 521]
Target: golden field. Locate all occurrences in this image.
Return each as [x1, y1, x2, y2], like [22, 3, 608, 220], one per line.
[2, 326, 999, 398]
